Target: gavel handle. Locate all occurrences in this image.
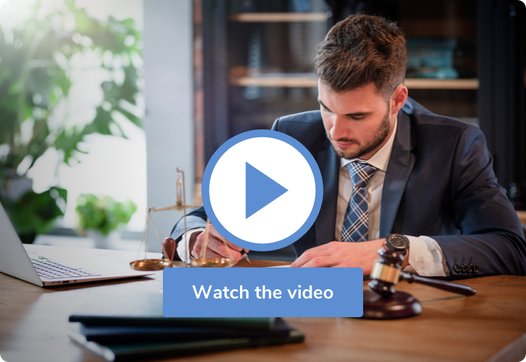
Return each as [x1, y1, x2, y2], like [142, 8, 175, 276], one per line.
[400, 272, 476, 296]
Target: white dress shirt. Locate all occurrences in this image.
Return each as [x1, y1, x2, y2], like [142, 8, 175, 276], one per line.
[177, 228, 203, 263]
[336, 119, 449, 277]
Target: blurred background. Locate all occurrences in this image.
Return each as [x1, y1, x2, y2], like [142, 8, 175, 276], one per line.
[0, 0, 150, 248]
[0, 0, 524, 255]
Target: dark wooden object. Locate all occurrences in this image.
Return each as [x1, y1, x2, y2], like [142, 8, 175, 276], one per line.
[400, 273, 476, 296]
[163, 237, 176, 262]
[363, 249, 476, 319]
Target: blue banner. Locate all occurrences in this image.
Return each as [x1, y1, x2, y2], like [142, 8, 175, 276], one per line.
[163, 267, 363, 317]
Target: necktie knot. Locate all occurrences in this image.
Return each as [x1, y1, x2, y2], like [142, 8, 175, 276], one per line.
[347, 162, 377, 188]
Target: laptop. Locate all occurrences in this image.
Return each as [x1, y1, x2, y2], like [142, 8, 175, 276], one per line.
[0, 202, 154, 287]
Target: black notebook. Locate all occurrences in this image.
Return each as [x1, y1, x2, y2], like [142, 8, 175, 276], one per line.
[69, 323, 304, 362]
[68, 290, 304, 360]
[69, 291, 274, 329]
[70, 317, 294, 345]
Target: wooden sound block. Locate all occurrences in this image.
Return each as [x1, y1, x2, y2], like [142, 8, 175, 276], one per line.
[362, 290, 422, 319]
[163, 237, 176, 262]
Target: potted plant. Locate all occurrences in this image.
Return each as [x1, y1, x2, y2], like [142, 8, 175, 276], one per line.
[75, 194, 137, 248]
[0, 0, 142, 242]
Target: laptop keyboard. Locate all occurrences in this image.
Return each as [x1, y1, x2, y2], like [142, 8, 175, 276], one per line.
[31, 257, 102, 280]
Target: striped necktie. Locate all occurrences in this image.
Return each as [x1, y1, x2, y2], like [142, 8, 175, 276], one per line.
[341, 161, 378, 242]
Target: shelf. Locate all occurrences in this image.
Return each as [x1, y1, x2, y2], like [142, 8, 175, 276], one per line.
[230, 75, 480, 89]
[229, 12, 327, 22]
[230, 75, 318, 87]
[405, 78, 479, 89]
[399, 19, 477, 39]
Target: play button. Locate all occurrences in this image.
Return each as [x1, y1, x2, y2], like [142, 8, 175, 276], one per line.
[245, 163, 288, 219]
[202, 130, 323, 252]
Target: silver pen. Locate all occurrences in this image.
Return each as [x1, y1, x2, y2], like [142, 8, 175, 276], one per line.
[240, 250, 251, 263]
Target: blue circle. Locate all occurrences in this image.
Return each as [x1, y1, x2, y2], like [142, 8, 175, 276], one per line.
[202, 129, 323, 252]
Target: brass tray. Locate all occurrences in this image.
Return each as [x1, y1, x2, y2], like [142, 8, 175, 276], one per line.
[130, 259, 172, 271]
[190, 258, 233, 268]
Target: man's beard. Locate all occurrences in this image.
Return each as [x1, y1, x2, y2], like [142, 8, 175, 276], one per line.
[328, 108, 391, 160]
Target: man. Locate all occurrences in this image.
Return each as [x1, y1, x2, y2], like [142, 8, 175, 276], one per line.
[171, 15, 526, 278]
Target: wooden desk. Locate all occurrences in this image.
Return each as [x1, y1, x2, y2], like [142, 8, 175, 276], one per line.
[517, 210, 526, 225]
[1, 256, 526, 362]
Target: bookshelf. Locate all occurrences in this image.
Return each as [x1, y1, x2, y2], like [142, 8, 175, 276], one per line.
[201, 1, 481, 157]
[199, 0, 525, 207]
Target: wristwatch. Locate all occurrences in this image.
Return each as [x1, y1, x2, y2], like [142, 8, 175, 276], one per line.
[385, 234, 409, 255]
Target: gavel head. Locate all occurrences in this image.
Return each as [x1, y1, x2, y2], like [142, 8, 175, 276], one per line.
[368, 248, 404, 298]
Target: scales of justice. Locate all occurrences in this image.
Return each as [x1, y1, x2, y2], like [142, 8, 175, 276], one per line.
[130, 168, 235, 271]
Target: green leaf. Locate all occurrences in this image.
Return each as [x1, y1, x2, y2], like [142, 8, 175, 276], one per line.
[75, 194, 137, 235]
[0, 186, 68, 243]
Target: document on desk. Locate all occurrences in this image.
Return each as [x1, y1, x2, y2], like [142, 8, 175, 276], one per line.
[268, 265, 291, 267]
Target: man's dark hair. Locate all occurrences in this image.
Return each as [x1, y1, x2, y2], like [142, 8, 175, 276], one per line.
[314, 14, 406, 97]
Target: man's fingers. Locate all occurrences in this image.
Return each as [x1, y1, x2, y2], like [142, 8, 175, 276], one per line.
[192, 239, 211, 259]
[291, 252, 315, 267]
[193, 233, 219, 258]
[191, 224, 246, 264]
[207, 237, 242, 260]
[192, 243, 225, 260]
[193, 232, 243, 262]
[299, 256, 340, 268]
[310, 242, 333, 251]
[208, 225, 243, 252]
[224, 239, 244, 252]
[291, 254, 340, 268]
[291, 244, 337, 267]
[192, 243, 243, 266]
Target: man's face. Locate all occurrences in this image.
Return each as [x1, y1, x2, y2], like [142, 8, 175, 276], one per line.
[319, 82, 395, 160]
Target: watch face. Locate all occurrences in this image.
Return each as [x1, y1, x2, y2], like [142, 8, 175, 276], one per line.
[389, 234, 407, 249]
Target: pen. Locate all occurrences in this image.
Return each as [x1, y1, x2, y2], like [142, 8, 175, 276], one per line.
[240, 250, 251, 263]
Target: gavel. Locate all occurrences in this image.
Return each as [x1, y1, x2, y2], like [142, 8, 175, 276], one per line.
[363, 248, 476, 319]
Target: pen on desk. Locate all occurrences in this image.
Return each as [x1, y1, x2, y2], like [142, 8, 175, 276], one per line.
[240, 250, 251, 263]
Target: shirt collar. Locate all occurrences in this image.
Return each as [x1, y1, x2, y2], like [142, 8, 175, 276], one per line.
[340, 117, 398, 172]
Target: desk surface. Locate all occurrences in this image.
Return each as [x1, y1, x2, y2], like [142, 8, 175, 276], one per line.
[1, 255, 526, 362]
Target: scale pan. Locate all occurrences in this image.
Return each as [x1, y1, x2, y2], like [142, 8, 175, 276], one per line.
[191, 258, 233, 267]
[130, 259, 172, 271]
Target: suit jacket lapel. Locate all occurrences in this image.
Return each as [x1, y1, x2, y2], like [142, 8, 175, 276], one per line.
[315, 138, 340, 245]
[379, 109, 416, 238]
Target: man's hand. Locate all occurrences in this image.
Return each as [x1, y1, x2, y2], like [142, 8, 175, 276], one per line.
[290, 239, 387, 274]
[191, 224, 248, 265]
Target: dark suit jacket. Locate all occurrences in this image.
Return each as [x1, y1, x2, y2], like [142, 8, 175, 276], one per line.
[171, 99, 526, 278]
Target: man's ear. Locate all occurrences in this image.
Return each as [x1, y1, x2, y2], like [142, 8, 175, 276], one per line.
[390, 85, 408, 115]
